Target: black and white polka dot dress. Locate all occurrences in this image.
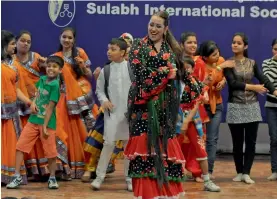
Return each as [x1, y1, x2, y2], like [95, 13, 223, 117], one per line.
[124, 37, 185, 198]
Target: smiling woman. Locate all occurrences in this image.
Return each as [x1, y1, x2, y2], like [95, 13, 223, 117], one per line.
[1, 30, 31, 185]
[224, 33, 277, 184]
[124, 11, 186, 199]
[53, 27, 96, 179]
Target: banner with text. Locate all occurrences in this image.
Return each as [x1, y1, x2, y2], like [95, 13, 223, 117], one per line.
[2, 1, 277, 121]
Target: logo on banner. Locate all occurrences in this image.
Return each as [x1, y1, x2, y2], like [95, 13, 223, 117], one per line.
[48, 0, 75, 27]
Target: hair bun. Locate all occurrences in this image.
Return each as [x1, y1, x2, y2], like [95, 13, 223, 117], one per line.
[162, 10, 169, 18]
[153, 11, 170, 26]
[120, 33, 134, 45]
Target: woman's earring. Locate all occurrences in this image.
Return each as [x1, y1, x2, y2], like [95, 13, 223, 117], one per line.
[3, 48, 8, 57]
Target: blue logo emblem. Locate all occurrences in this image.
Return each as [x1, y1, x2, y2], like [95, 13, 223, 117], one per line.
[48, 0, 75, 27]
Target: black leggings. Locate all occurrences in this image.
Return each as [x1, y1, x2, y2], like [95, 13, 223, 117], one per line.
[228, 122, 259, 175]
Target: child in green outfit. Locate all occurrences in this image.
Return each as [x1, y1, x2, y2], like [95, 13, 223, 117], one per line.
[7, 56, 64, 189]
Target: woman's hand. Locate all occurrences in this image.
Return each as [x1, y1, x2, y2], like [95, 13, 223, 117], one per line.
[30, 101, 38, 114]
[273, 90, 277, 97]
[74, 56, 85, 68]
[216, 79, 226, 90]
[218, 60, 236, 69]
[38, 56, 47, 63]
[202, 91, 209, 103]
[93, 67, 101, 80]
[253, 84, 267, 94]
[103, 101, 114, 112]
[38, 57, 47, 68]
[203, 73, 213, 85]
[168, 68, 177, 79]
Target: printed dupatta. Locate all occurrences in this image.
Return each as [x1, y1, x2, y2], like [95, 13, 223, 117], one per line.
[128, 36, 180, 187]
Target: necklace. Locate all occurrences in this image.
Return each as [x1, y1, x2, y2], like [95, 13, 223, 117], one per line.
[235, 57, 245, 65]
[63, 50, 72, 58]
[17, 53, 29, 64]
[2, 59, 11, 65]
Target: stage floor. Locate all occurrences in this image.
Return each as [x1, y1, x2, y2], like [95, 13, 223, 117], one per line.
[2, 155, 277, 199]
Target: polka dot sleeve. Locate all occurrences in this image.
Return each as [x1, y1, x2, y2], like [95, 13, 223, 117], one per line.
[129, 38, 171, 103]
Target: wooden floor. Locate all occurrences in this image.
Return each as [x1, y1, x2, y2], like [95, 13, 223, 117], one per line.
[2, 155, 277, 199]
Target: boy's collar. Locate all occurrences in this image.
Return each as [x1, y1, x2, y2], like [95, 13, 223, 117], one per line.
[111, 60, 126, 64]
[42, 75, 59, 85]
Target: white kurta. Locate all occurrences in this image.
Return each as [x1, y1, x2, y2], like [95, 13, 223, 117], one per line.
[96, 60, 131, 143]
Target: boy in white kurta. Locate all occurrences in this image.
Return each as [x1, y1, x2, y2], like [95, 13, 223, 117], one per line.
[91, 38, 132, 191]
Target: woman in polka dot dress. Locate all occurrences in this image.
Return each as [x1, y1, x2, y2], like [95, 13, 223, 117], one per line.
[124, 11, 186, 199]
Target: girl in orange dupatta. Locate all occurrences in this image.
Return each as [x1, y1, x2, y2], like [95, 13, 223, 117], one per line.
[1, 30, 32, 185]
[14, 30, 70, 180]
[198, 40, 235, 179]
[53, 27, 95, 178]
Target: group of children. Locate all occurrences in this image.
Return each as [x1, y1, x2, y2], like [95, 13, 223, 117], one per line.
[2, 29, 135, 190]
[2, 17, 277, 199]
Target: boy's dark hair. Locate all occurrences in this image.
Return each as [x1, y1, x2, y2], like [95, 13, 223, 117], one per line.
[46, 55, 64, 69]
[272, 38, 277, 47]
[46, 56, 65, 85]
[109, 38, 128, 52]
[182, 56, 195, 68]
